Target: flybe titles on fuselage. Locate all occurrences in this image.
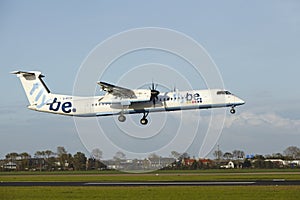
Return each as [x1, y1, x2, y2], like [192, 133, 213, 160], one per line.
[173, 92, 202, 103]
[49, 98, 76, 113]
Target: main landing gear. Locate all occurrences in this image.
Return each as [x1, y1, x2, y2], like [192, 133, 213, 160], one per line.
[117, 112, 149, 125]
[140, 112, 149, 125]
[118, 114, 126, 122]
[230, 107, 236, 114]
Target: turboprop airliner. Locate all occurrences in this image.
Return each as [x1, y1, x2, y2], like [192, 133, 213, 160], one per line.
[12, 70, 245, 125]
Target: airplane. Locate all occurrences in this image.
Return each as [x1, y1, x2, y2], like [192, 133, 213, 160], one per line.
[11, 70, 245, 125]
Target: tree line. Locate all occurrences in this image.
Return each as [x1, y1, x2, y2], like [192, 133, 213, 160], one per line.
[213, 146, 300, 161]
[1, 147, 105, 171]
[1, 146, 300, 171]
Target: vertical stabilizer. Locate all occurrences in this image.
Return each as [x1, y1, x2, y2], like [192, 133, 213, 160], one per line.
[11, 71, 51, 108]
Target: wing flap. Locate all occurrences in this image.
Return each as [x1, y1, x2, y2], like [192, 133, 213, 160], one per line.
[97, 81, 137, 99]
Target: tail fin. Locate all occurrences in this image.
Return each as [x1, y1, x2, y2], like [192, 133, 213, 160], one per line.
[11, 71, 51, 108]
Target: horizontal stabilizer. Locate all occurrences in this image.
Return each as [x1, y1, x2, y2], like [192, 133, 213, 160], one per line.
[11, 70, 44, 77]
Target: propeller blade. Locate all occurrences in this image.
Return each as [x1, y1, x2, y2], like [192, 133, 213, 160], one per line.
[149, 81, 160, 107]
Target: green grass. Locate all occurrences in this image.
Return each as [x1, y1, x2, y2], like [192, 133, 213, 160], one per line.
[1, 169, 300, 182]
[1, 168, 300, 176]
[1, 170, 300, 200]
[1, 174, 300, 182]
[1, 168, 300, 175]
[1, 186, 300, 200]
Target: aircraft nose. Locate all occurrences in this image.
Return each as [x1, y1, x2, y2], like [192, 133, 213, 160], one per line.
[236, 97, 245, 105]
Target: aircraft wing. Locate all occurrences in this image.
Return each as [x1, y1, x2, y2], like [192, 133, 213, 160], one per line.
[97, 81, 137, 99]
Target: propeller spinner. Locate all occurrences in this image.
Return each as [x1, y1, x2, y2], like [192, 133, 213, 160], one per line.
[149, 82, 160, 106]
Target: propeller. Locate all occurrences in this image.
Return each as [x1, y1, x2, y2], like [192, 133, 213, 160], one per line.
[149, 82, 160, 107]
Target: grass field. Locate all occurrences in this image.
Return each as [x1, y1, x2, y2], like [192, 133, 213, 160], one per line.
[1, 186, 300, 200]
[1, 169, 300, 200]
[1, 169, 300, 182]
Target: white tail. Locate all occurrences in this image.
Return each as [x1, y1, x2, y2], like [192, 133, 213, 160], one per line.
[11, 71, 51, 108]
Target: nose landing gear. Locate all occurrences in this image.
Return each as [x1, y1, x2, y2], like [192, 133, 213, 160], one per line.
[230, 107, 236, 114]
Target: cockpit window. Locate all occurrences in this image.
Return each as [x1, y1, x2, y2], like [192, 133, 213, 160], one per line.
[217, 91, 231, 95]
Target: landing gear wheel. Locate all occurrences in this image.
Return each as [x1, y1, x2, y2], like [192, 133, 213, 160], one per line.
[118, 115, 126, 122]
[230, 108, 236, 114]
[140, 118, 148, 125]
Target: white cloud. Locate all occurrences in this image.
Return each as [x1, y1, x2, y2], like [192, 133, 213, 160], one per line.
[225, 112, 300, 132]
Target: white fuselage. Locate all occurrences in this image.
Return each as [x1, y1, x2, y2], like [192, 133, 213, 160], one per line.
[29, 89, 245, 117]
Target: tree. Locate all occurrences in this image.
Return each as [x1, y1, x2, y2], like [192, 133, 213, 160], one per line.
[56, 146, 70, 170]
[232, 150, 245, 159]
[284, 146, 300, 159]
[213, 150, 223, 161]
[170, 151, 181, 160]
[19, 152, 31, 170]
[223, 152, 233, 160]
[253, 159, 265, 169]
[243, 159, 252, 168]
[91, 148, 103, 161]
[73, 152, 87, 171]
[178, 152, 190, 161]
[254, 154, 265, 160]
[57, 146, 67, 157]
[43, 150, 55, 170]
[34, 151, 43, 158]
[113, 151, 126, 169]
[33, 150, 55, 171]
[6, 152, 19, 160]
[148, 153, 159, 160]
[20, 152, 31, 159]
[34, 151, 45, 171]
[272, 153, 284, 159]
[44, 150, 54, 159]
[113, 151, 126, 161]
[191, 160, 202, 170]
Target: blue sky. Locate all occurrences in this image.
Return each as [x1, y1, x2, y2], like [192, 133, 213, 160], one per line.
[1, 0, 300, 159]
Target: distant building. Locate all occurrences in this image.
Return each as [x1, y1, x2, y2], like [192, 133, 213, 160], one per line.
[2, 161, 17, 170]
[265, 159, 285, 167]
[290, 160, 300, 166]
[182, 158, 196, 166]
[220, 161, 235, 169]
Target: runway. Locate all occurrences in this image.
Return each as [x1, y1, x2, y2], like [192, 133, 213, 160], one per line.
[1, 180, 300, 187]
